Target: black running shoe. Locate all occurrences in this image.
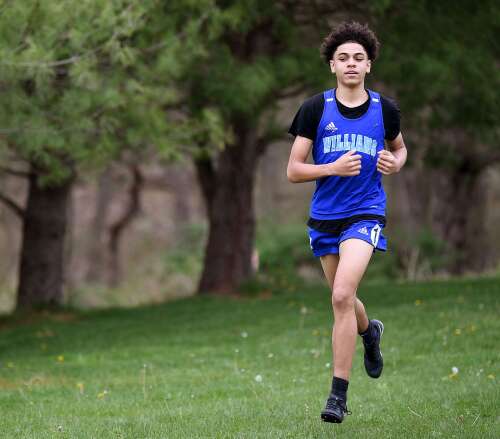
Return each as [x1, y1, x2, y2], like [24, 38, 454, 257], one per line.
[363, 319, 384, 378]
[320, 395, 351, 423]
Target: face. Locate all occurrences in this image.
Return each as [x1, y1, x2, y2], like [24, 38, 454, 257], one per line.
[330, 42, 371, 87]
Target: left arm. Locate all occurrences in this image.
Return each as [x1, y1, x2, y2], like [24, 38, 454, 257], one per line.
[376, 133, 407, 175]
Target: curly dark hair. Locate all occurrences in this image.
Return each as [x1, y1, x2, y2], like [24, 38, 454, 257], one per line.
[320, 21, 380, 63]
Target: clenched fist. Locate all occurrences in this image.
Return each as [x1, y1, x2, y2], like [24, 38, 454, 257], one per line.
[329, 150, 362, 177]
[377, 150, 400, 175]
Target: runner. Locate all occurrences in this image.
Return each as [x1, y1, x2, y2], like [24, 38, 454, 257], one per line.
[287, 21, 408, 423]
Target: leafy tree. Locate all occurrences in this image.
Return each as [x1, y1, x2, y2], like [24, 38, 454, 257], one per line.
[169, 0, 368, 293]
[0, 0, 184, 308]
[374, 0, 500, 272]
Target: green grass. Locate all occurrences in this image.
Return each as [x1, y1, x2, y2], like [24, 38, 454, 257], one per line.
[0, 278, 499, 438]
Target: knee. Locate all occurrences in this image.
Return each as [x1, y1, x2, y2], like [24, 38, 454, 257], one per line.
[332, 284, 355, 311]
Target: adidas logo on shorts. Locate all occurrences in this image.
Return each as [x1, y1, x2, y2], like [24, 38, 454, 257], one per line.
[325, 122, 337, 131]
[358, 226, 369, 235]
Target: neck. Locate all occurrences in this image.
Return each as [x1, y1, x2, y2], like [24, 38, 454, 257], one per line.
[335, 83, 368, 107]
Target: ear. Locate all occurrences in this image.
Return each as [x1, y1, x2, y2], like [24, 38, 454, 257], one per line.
[366, 59, 371, 74]
[329, 59, 336, 75]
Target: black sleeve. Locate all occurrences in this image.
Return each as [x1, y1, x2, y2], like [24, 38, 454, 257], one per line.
[380, 95, 401, 141]
[288, 93, 325, 142]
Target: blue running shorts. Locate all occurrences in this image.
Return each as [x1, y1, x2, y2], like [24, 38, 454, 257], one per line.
[308, 220, 387, 257]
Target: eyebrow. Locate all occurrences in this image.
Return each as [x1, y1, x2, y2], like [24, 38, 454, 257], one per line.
[336, 52, 366, 57]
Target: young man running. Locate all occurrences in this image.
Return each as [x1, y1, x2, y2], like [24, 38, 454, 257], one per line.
[287, 22, 407, 423]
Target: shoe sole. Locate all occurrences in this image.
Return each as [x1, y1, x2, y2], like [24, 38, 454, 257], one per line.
[321, 412, 343, 423]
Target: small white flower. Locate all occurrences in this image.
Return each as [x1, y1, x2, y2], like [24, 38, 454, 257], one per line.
[300, 306, 308, 315]
[254, 374, 263, 383]
[325, 363, 331, 368]
[451, 366, 459, 374]
[241, 331, 248, 338]
[57, 426, 63, 432]
[267, 353, 274, 358]
[235, 349, 239, 353]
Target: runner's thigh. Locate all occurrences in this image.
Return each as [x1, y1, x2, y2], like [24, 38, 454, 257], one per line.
[334, 239, 374, 293]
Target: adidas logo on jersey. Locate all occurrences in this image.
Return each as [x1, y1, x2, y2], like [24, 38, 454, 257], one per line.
[358, 226, 369, 235]
[325, 122, 337, 131]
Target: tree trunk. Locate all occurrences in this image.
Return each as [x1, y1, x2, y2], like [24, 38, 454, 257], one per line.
[195, 120, 260, 294]
[431, 166, 490, 274]
[17, 172, 73, 309]
[85, 166, 114, 283]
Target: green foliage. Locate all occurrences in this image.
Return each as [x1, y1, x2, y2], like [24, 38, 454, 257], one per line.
[162, 223, 206, 277]
[383, 226, 461, 281]
[414, 228, 449, 272]
[374, 0, 500, 162]
[175, 0, 340, 145]
[0, 1, 211, 183]
[0, 278, 498, 436]
[239, 222, 317, 295]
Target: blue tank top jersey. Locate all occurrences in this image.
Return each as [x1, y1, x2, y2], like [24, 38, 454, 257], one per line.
[310, 89, 386, 220]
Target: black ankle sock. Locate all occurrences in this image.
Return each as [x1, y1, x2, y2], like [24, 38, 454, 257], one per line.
[331, 376, 349, 401]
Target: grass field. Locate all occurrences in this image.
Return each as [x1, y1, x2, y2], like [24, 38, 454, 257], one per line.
[0, 277, 499, 438]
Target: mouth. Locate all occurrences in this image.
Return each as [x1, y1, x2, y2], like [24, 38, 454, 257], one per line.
[345, 71, 358, 75]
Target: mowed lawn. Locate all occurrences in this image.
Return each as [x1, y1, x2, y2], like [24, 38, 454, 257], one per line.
[0, 278, 499, 438]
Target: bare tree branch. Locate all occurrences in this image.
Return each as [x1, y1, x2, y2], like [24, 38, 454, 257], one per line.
[256, 131, 288, 156]
[277, 84, 307, 99]
[0, 192, 25, 218]
[108, 163, 143, 286]
[0, 166, 31, 178]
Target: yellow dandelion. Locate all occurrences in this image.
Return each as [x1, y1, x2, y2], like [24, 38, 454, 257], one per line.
[454, 329, 461, 336]
[97, 390, 109, 399]
[447, 366, 459, 380]
[487, 374, 495, 380]
[76, 382, 84, 394]
[414, 299, 422, 306]
[57, 355, 64, 363]
[467, 325, 477, 333]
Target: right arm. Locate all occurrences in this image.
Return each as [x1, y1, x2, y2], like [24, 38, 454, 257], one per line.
[286, 135, 362, 183]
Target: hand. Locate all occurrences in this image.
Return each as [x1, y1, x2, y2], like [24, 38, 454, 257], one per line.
[377, 150, 400, 175]
[330, 150, 362, 176]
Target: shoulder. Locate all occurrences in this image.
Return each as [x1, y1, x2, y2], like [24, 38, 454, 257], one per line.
[288, 92, 326, 140]
[378, 94, 401, 140]
[380, 94, 400, 115]
[300, 92, 325, 113]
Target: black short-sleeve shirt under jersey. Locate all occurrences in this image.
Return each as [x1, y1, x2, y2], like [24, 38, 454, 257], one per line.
[288, 91, 401, 142]
[288, 90, 401, 233]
